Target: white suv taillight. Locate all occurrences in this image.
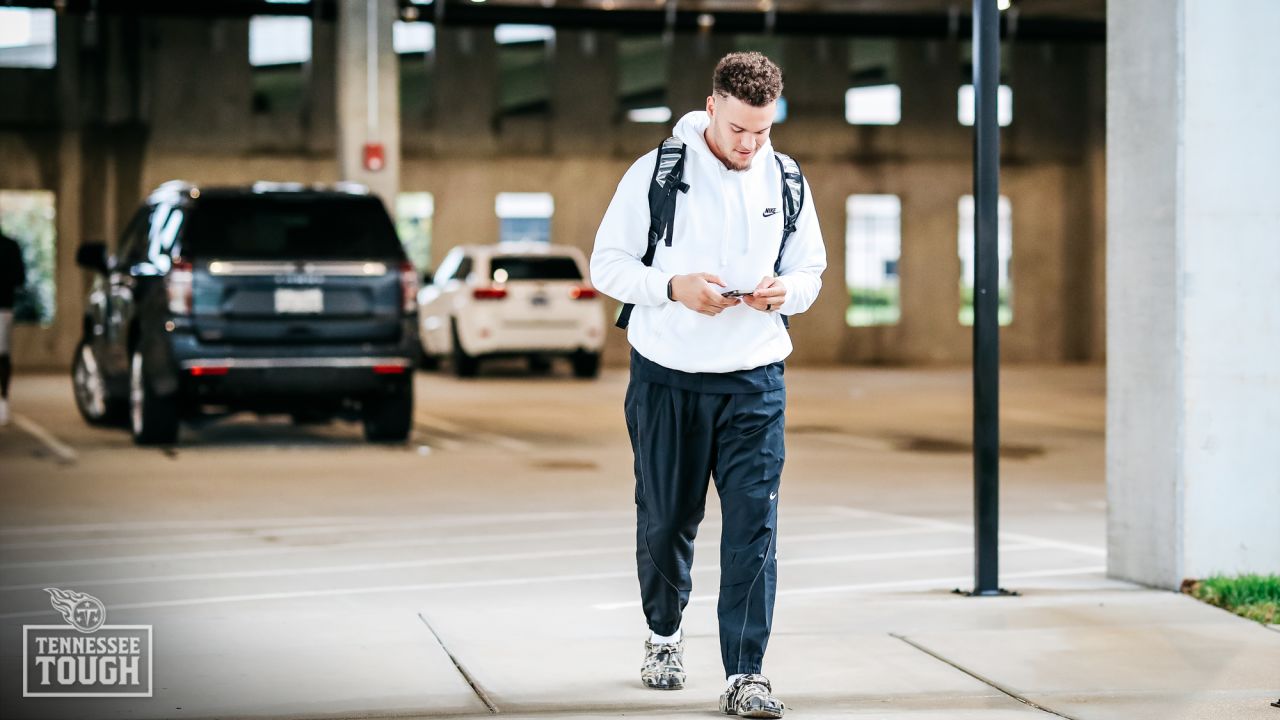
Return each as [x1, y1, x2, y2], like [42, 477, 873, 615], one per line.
[399, 260, 418, 313]
[166, 259, 193, 315]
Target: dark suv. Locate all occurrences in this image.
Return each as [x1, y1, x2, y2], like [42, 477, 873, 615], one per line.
[72, 181, 418, 444]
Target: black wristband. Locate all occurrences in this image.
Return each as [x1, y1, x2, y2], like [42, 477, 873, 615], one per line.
[666, 277, 674, 301]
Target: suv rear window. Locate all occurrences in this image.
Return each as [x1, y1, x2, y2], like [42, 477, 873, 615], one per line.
[180, 195, 404, 260]
[490, 256, 582, 281]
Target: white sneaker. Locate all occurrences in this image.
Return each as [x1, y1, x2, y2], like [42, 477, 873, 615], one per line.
[0, 398, 9, 426]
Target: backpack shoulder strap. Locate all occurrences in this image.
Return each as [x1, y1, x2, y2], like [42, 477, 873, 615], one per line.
[616, 137, 689, 330]
[772, 151, 804, 328]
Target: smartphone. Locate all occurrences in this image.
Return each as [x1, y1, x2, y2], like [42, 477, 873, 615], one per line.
[721, 290, 754, 298]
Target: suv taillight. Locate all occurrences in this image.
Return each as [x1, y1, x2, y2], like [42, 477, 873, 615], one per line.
[399, 261, 418, 313]
[473, 287, 508, 300]
[167, 259, 193, 315]
[570, 286, 598, 300]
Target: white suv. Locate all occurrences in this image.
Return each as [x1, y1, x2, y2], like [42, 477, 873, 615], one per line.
[417, 243, 606, 378]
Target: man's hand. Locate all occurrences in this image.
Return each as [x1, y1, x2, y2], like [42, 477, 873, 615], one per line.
[743, 276, 786, 312]
[670, 273, 741, 316]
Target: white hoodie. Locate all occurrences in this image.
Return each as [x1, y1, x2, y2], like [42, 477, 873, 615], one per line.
[590, 110, 827, 374]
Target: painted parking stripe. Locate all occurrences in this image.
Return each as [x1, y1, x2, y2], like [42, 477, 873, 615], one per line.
[11, 413, 77, 464]
[593, 565, 1109, 610]
[829, 505, 1107, 557]
[0, 510, 635, 537]
[0, 514, 931, 570]
[415, 413, 533, 452]
[0, 525, 953, 591]
[0, 542, 1050, 618]
[0, 510, 641, 549]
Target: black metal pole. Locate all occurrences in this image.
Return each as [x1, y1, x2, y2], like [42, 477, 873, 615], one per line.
[971, 0, 1003, 597]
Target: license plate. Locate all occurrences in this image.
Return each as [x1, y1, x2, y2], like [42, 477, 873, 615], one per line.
[530, 294, 549, 307]
[274, 288, 324, 314]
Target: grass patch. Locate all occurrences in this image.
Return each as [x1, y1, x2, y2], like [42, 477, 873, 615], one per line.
[1182, 574, 1280, 624]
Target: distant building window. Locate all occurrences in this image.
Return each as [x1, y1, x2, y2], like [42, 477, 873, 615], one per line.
[846, 195, 901, 327]
[957, 84, 1013, 126]
[394, 20, 435, 54]
[0, 8, 55, 69]
[845, 85, 901, 125]
[396, 192, 434, 274]
[619, 35, 668, 125]
[626, 107, 671, 124]
[958, 194, 1012, 326]
[496, 193, 553, 244]
[0, 190, 57, 325]
[846, 38, 898, 125]
[249, 16, 311, 114]
[494, 24, 555, 46]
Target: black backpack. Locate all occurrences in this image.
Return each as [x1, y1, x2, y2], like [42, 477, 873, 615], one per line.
[614, 136, 805, 330]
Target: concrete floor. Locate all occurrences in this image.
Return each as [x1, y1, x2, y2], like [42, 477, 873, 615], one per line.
[0, 363, 1276, 720]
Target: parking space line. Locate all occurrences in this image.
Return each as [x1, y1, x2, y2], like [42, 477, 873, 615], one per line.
[415, 413, 533, 452]
[0, 510, 636, 537]
[0, 526, 630, 569]
[412, 429, 463, 452]
[0, 510, 641, 550]
[829, 505, 1107, 557]
[0, 545, 635, 591]
[0, 525, 955, 591]
[0, 515, 425, 536]
[0, 512, 907, 569]
[0, 543, 1059, 618]
[11, 413, 78, 464]
[593, 565, 1108, 610]
[0, 569, 640, 619]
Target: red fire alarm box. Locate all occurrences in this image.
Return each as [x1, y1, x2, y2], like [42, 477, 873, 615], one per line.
[363, 142, 385, 172]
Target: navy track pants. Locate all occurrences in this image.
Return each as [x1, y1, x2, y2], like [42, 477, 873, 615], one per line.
[624, 375, 786, 677]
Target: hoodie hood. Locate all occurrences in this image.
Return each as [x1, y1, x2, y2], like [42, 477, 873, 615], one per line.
[673, 110, 773, 171]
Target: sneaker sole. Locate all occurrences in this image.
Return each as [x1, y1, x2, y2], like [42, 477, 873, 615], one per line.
[642, 680, 685, 690]
[739, 709, 784, 719]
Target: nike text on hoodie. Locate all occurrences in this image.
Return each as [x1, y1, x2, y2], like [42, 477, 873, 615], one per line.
[590, 110, 827, 374]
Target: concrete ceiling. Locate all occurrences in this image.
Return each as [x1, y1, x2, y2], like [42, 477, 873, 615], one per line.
[463, 0, 1105, 22]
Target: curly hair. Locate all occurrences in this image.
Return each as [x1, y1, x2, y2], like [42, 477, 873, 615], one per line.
[712, 52, 783, 107]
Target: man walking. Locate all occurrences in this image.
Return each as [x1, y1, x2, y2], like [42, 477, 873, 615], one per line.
[590, 52, 825, 718]
[0, 232, 26, 425]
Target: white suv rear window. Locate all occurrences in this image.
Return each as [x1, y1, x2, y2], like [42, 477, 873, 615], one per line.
[490, 256, 581, 281]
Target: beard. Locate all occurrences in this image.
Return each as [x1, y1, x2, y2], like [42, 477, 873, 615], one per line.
[706, 125, 756, 171]
[717, 139, 754, 171]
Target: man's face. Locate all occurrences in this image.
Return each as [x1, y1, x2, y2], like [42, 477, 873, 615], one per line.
[704, 93, 777, 171]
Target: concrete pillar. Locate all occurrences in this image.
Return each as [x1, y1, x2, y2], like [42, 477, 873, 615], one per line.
[432, 26, 497, 155]
[666, 32, 724, 116]
[307, 15, 337, 154]
[335, 0, 399, 211]
[1107, 0, 1280, 588]
[551, 30, 616, 155]
[896, 39, 966, 159]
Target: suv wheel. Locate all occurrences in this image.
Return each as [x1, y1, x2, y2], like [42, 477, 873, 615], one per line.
[572, 350, 601, 379]
[72, 340, 126, 426]
[418, 350, 441, 372]
[129, 350, 179, 445]
[363, 376, 413, 442]
[451, 321, 479, 378]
